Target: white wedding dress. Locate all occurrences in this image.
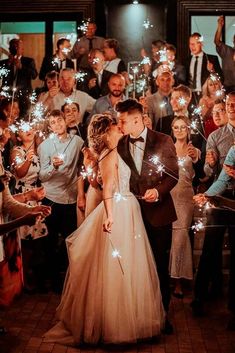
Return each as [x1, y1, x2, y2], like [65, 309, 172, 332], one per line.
[44, 155, 165, 345]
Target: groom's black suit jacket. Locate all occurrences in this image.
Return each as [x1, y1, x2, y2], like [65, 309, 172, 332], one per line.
[118, 128, 179, 228]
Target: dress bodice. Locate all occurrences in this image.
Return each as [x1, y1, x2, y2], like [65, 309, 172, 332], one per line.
[117, 155, 131, 194]
[12, 146, 40, 189]
[177, 155, 195, 187]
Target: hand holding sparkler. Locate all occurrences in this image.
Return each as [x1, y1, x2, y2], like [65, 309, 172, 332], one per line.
[52, 155, 64, 169]
[193, 193, 208, 206]
[187, 141, 198, 162]
[142, 188, 158, 202]
[205, 149, 217, 168]
[88, 78, 97, 89]
[103, 216, 114, 233]
[28, 186, 46, 202]
[25, 149, 35, 162]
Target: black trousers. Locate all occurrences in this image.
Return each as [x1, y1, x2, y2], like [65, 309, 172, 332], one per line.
[194, 207, 235, 313]
[42, 198, 77, 283]
[143, 219, 172, 312]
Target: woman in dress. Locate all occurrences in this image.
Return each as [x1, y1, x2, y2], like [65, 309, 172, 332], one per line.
[169, 116, 200, 298]
[199, 74, 225, 138]
[45, 114, 164, 345]
[10, 124, 48, 291]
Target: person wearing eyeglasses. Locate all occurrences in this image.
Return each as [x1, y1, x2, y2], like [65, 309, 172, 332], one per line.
[212, 99, 228, 128]
[169, 116, 200, 298]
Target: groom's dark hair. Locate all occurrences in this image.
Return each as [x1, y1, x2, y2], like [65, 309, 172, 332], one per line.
[116, 99, 143, 115]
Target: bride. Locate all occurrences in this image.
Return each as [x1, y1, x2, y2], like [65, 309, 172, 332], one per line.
[44, 114, 165, 345]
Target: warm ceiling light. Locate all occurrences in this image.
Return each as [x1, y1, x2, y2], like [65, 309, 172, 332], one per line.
[133, 0, 139, 4]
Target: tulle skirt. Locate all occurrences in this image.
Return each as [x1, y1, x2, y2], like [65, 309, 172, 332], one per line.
[44, 192, 165, 345]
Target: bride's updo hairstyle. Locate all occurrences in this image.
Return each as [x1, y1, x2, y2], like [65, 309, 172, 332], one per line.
[88, 114, 115, 154]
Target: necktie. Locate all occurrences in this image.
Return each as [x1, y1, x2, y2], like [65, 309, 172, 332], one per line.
[129, 136, 144, 144]
[192, 56, 199, 89]
[88, 38, 93, 51]
[163, 96, 172, 116]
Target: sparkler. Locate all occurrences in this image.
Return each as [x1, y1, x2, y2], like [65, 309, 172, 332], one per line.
[191, 219, 204, 233]
[0, 67, 10, 79]
[75, 71, 87, 83]
[0, 86, 11, 98]
[77, 19, 90, 34]
[142, 18, 153, 30]
[113, 192, 127, 203]
[108, 236, 124, 275]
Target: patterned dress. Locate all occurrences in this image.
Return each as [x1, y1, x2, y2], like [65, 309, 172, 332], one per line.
[12, 146, 47, 240]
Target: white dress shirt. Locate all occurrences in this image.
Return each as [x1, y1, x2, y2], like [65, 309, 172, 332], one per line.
[129, 127, 147, 174]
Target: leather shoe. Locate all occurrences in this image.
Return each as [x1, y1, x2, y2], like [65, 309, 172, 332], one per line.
[162, 318, 173, 335]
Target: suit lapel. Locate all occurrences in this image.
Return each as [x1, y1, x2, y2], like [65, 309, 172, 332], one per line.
[140, 129, 157, 176]
[118, 136, 140, 176]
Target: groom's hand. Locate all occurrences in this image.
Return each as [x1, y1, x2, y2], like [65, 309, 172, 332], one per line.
[143, 188, 159, 202]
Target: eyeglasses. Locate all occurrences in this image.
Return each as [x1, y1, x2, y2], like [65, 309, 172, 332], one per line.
[172, 125, 188, 131]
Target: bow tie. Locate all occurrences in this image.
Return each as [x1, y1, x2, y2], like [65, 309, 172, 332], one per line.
[129, 136, 144, 144]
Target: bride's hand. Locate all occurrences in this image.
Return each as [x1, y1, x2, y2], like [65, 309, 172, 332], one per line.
[103, 217, 113, 233]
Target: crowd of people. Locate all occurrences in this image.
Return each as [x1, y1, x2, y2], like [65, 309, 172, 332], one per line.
[0, 15, 235, 344]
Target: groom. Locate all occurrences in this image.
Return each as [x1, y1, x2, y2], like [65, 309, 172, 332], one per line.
[116, 99, 178, 332]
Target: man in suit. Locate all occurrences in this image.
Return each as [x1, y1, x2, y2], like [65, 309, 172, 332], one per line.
[71, 22, 104, 70]
[146, 67, 174, 135]
[77, 49, 112, 99]
[0, 38, 38, 115]
[39, 37, 74, 82]
[116, 99, 179, 333]
[187, 32, 223, 105]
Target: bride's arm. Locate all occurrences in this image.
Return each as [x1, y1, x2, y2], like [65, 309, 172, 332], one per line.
[99, 150, 116, 233]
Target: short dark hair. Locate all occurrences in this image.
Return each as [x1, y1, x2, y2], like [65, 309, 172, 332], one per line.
[47, 109, 64, 121]
[152, 39, 166, 48]
[116, 99, 143, 115]
[104, 38, 119, 55]
[61, 102, 80, 112]
[45, 70, 59, 81]
[190, 32, 202, 40]
[56, 37, 69, 50]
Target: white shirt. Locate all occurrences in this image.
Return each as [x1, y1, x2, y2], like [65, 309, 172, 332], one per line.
[52, 89, 96, 122]
[190, 51, 203, 92]
[129, 127, 147, 174]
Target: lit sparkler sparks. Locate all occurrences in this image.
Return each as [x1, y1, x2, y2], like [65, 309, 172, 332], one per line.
[52, 57, 60, 67]
[0, 86, 11, 98]
[0, 67, 10, 78]
[62, 47, 71, 55]
[57, 153, 65, 161]
[108, 236, 124, 275]
[112, 249, 121, 258]
[140, 56, 151, 65]
[75, 71, 87, 83]
[77, 19, 90, 34]
[29, 91, 37, 105]
[64, 98, 74, 105]
[113, 192, 127, 203]
[80, 165, 95, 180]
[192, 219, 204, 233]
[142, 18, 153, 30]
[31, 102, 46, 122]
[178, 96, 187, 106]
